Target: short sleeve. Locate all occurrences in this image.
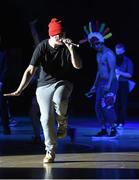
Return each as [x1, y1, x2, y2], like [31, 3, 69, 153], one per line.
[30, 41, 46, 67]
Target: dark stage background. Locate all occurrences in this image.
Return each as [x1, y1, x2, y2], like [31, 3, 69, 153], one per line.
[0, 0, 139, 117]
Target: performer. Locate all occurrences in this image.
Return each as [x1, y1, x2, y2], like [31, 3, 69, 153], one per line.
[29, 19, 77, 144]
[0, 44, 11, 134]
[83, 20, 118, 137]
[4, 18, 82, 163]
[115, 43, 134, 128]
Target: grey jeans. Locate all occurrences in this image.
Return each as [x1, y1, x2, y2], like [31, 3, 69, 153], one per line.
[36, 80, 73, 153]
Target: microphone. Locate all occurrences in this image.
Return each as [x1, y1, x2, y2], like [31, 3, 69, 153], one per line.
[60, 38, 79, 47]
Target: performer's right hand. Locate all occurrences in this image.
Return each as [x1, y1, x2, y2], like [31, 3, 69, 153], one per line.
[4, 90, 21, 97]
[85, 92, 93, 98]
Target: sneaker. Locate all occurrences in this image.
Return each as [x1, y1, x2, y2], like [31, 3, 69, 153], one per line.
[9, 118, 17, 127]
[109, 127, 117, 137]
[117, 123, 124, 129]
[114, 123, 118, 127]
[57, 121, 67, 138]
[95, 129, 108, 137]
[43, 151, 55, 163]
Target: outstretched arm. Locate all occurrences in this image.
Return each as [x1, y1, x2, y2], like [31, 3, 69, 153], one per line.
[4, 65, 38, 96]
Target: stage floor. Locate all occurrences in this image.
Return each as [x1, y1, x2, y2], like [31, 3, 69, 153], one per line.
[0, 116, 139, 179]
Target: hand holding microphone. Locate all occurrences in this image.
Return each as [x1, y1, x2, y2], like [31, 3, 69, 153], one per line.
[60, 37, 79, 47]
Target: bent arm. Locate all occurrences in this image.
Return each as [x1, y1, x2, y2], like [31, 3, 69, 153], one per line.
[117, 70, 132, 78]
[70, 47, 82, 69]
[4, 65, 38, 96]
[63, 40, 82, 69]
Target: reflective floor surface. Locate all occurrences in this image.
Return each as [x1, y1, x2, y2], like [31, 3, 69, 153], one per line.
[1, 116, 139, 179]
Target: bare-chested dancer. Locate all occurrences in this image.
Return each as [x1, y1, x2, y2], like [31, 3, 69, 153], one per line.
[86, 31, 118, 137]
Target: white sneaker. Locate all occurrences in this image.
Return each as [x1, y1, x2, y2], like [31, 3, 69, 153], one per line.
[43, 151, 55, 163]
[117, 123, 124, 129]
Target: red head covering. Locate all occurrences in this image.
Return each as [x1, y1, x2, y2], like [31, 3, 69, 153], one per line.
[48, 18, 63, 36]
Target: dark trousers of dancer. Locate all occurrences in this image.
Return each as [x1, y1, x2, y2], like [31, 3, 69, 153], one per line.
[116, 81, 129, 125]
[0, 91, 10, 134]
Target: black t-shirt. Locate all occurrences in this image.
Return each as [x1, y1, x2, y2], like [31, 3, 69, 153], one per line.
[30, 39, 73, 87]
